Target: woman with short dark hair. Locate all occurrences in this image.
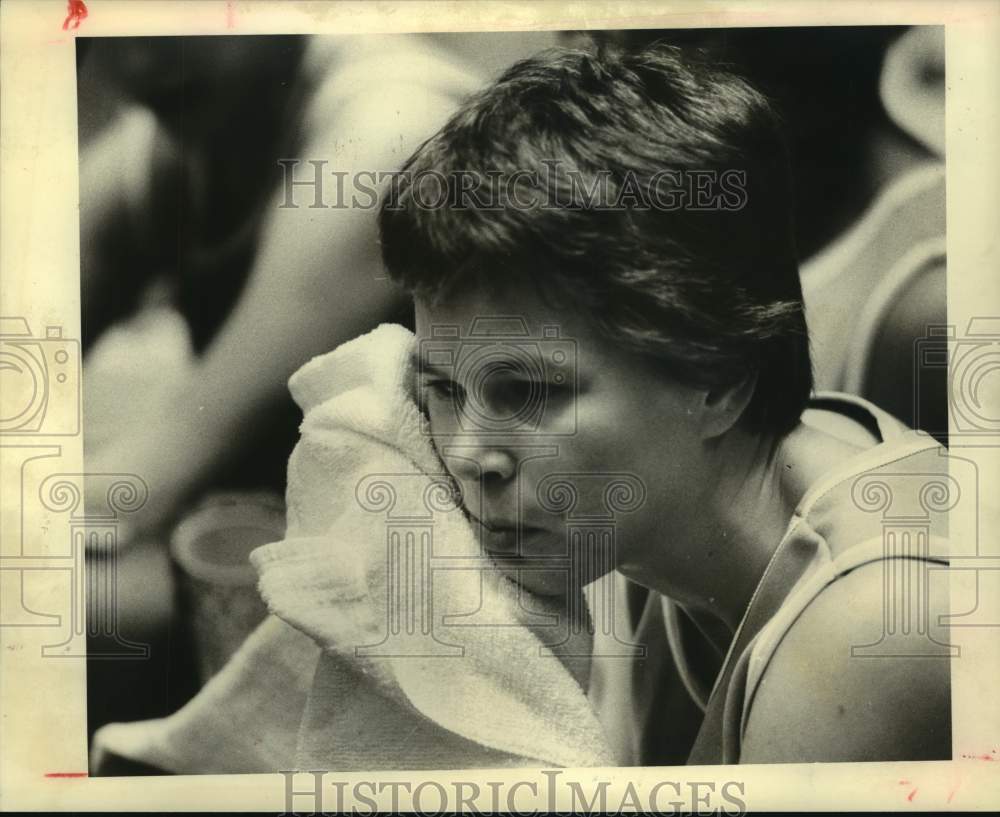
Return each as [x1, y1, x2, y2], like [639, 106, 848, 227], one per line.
[378, 44, 952, 764]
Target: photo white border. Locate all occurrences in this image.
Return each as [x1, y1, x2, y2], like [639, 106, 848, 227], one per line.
[1, 0, 998, 811]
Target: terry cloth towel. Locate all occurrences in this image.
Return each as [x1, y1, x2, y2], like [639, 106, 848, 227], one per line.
[92, 324, 617, 772]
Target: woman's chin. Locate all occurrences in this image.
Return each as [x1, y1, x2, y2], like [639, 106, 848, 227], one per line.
[491, 559, 579, 601]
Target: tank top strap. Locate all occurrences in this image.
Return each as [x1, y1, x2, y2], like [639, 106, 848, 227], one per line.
[686, 396, 949, 764]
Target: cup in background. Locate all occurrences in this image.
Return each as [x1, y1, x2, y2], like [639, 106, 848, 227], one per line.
[170, 491, 285, 684]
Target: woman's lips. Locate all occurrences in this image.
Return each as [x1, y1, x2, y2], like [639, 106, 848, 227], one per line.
[469, 520, 576, 599]
[473, 519, 548, 556]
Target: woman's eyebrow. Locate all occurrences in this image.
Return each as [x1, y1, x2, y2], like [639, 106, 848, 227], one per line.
[412, 350, 554, 379]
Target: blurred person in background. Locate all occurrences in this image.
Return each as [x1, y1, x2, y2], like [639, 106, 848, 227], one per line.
[77, 31, 557, 732]
[79, 32, 557, 549]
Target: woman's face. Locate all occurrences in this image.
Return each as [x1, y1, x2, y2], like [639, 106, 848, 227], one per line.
[415, 283, 711, 598]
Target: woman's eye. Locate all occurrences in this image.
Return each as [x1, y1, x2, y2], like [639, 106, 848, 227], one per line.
[425, 379, 464, 402]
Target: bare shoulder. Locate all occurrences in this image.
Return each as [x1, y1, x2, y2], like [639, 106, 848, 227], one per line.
[740, 558, 952, 763]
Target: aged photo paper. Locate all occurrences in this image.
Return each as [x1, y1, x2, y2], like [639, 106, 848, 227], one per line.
[1, 0, 998, 812]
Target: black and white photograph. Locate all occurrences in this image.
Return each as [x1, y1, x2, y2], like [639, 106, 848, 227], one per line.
[1, 1, 998, 812]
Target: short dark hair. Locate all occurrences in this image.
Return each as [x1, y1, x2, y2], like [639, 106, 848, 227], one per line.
[378, 43, 812, 437]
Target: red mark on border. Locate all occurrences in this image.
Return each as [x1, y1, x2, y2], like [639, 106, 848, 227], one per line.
[62, 0, 88, 31]
[226, 0, 236, 28]
[45, 772, 88, 778]
[960, 749, 998, 760]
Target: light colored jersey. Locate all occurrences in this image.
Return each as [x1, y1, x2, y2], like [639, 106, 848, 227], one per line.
[589, 393, 953, 765]
[685, 393, 951, 763]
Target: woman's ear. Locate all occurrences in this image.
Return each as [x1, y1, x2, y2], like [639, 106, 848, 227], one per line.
[696, 370, 758, 439]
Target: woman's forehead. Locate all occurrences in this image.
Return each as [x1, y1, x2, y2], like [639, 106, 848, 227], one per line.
[412, 285, 650, 385]
[414, 285, 584, 340]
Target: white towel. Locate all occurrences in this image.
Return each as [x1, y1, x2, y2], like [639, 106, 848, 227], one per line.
[93, 324, 617, 772]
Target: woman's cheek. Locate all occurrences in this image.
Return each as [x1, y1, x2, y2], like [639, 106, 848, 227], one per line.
[568, 391, 634, 470]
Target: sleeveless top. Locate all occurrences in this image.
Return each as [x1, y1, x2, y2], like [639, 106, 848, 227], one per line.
[683, 392, 951, 763]
[587, 393, 952, 766]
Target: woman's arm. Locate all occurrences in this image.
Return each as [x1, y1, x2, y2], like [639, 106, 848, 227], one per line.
[79, 106, 159, 348]
[739, 559, 952, 763]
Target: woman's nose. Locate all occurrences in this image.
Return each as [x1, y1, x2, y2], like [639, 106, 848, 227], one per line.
[442, 444, 517, 486]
